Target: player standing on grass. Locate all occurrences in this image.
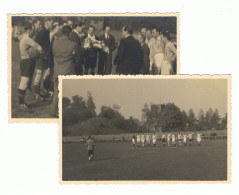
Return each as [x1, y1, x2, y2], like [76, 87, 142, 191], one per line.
[183, 133, 188, 146]
[188, 132, 193, 146]
[141, 134, 145, 147]
[85, 136, 95, 161]
[196, 132, 202, 145]
[132, 135, 136, 147]
[178, 132, 182, 146]
[162, 133, 166, 146]
[152, 133, 157, 147]
[18, 24, 42, 112]
[172, 133, 176, 147]
[137, 134, 141, 147]
[167, 133, 171, 147]
[146, 133, 151, 146]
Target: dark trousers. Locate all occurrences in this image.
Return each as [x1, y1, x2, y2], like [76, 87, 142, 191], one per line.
[98, 52, 112, 75]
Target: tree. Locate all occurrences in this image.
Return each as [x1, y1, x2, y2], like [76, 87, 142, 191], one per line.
[99, 106, 123, 119]
[141, 103, 149, 123]
[205, 108, 214, 130]
[220, 113, 227, 130]
[211, 109, 221, 129]
[62, 97, 71, 108]
[113, 104, 120, 111]
[188, 109, 196, 131]
[160, 103, 186, 132]
[197, 109, 206, 130]
[86, 91, 96, 116]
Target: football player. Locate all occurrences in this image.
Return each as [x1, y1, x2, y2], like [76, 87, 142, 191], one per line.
[18, 24, 42, 112]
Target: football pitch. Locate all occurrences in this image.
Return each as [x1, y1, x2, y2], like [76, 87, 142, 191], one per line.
[62, 139, 227, 181]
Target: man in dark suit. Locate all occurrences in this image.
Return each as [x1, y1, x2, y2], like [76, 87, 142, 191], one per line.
[137, 33, 150, 74]
[98, 24, 116, 74]
[114, 25, 142, 74]
[82, 25, 99, 75]
[70, 22, 83, 75]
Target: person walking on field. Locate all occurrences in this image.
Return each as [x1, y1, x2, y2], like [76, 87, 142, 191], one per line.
[86, 136, 95, 161]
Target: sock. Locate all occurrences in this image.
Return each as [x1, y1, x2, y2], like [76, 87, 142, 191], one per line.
[32, 84, 40, 95]
[18, 89, 26, 105]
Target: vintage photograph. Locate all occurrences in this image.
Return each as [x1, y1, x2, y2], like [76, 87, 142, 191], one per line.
[59, 75, 231, 183]
[8, 13, 179, 122]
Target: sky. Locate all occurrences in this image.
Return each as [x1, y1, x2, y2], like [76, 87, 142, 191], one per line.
[62, 78, 228, 120]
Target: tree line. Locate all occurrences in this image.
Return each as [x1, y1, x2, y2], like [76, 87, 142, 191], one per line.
[62, 92, 227, 135]
[142, 103, 227, 132]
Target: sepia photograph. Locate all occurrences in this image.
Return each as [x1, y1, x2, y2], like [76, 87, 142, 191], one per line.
[59, 75, 231, 183]
[8, 13, 179, 122]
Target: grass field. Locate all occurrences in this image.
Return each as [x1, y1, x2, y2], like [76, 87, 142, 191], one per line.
[62, 139, 227, 181]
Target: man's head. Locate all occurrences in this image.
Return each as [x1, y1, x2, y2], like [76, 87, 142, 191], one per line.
[104, 24, 111, 35]
[52, 21, 60, 32]
[146, 29, 152, 40]
[122, 25, 133, 37]
[137, 33, 146, 45]
[67, 20, 74, 28]
[78, 21, 85, 33]
[73, 21, 85, 33]
[44, 18, 53, 31]
[161, 31, 171, 43]
[140, 26, 147, 36]
[88, 25, 95, 36]
[61, 25, 72, 37]
[33, 18, 42, 32]
[152, 27, 160, 38]
[24, 24, 34, 37]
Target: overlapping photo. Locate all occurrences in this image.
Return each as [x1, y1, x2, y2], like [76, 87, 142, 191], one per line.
[59, 75, 231, 183]
[8, 13, 179, 122]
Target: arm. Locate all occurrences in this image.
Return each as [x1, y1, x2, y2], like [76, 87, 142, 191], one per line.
[169, 43, 177, 63]
[110, 35, 116, 51]
[27, 36, 42, 52]
[149, 44, 155, 71]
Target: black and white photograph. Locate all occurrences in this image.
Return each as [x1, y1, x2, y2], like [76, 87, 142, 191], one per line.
[59, 75, 231, 183]
[8, 13, 179, 122]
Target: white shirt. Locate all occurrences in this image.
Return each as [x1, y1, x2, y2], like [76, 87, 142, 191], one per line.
[183, 135, 187, 142]
[88, 34, 96, 41]
[178, 134, 182, 139]
[105, 33, 110, 40]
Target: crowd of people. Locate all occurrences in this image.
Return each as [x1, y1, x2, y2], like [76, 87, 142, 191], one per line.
[16, 17, 177, 116]
[132, 132, 202, 147]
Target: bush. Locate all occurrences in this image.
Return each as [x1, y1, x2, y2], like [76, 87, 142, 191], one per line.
[210, 132, 217, 136]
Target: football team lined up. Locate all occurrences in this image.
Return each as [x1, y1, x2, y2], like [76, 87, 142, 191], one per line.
[132, 132, 202, 147]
